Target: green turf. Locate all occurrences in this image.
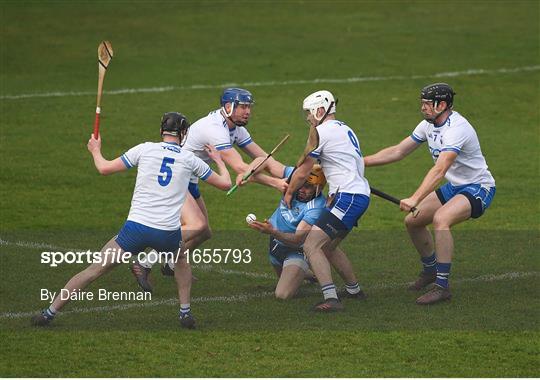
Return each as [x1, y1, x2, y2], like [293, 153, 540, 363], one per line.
[1, 0, 539, 377]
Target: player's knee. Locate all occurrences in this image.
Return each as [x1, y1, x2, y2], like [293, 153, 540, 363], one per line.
[432, 212, 450, 230]
[303, 237, 324, 256]
[201, 226, 212, 242]
[275, 288, 294, 300]
[404, 213, 422, 229]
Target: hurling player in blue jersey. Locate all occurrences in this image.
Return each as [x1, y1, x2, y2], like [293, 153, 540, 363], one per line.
[248, 164, 367, 301]
[364, 83, 495, 305]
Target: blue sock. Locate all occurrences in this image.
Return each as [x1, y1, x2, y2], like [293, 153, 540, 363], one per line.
[421, 253, 437, 274]
[179, 304, 191, 316]
[321, 283, 337, 300]
[345, 282, 361, 295]
[435, 262, 451, 289]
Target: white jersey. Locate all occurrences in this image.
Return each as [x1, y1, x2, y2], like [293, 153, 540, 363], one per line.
[121, 142, 212, 230]
[183, 109, 253, 163]
[411, 111, 495, 187]
[309, 119, 370, 195]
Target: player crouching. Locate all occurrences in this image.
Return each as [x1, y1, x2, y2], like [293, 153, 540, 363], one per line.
[248, 165, 326, 298]
[247, 165, 367, 302]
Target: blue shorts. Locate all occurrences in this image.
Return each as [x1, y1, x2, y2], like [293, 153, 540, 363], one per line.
[315, 192, 370, 239]
[436, 183, 496, 219]
[115, 221, 182, 254]
[268, 237, 308, 272]
[188, 182, 201, 199]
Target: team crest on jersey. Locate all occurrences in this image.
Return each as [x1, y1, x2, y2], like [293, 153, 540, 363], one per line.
[162, 145, 180, 153]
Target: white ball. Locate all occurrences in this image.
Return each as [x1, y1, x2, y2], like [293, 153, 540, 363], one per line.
[246, 213, 257, 224]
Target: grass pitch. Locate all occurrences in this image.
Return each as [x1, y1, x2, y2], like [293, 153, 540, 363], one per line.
[1, 1, 539, 377]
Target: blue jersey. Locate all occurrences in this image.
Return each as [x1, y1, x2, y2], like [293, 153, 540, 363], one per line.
[269, 167, 326, 245]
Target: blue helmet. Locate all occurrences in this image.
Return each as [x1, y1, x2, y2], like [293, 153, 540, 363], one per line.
[220, 88, 254, 107]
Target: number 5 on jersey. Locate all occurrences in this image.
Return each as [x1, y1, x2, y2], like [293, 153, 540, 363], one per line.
[158, 157, 175, 186]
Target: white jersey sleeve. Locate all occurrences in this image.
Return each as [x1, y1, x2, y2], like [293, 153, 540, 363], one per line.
[190, 155, 213, 180]
[235, 127, 253, 148]
[411, 121, 428, 143]
[121, 143, 148, 168]
[206, 126, 232, 152]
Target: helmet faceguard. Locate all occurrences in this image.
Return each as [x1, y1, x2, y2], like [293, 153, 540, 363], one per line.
[296, 164, 326, 202]
[160, 112, 190, 145]
[420, 83, 455, 123]
[220, 88, 254, 119]
[302, 90, 337, 123]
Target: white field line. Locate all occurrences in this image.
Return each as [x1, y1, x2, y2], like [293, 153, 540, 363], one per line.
[0, 238, 82, 252]
[2, 238, 538, 318]
[1, 271, 538, 320]
[1, 65, 538, 100]
[0, 291, 275, 319]
[197, 264, 274, 279]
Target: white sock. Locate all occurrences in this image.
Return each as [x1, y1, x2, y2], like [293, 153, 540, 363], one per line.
[321, 283, 337, 300]
[180, 304, 191, 315]
[345, 282, 361, 295]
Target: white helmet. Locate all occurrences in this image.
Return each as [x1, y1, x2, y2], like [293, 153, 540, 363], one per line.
[302, 90, 336, 121]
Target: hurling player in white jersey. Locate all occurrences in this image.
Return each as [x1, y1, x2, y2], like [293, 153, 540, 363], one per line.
[364, 83, 496, 305]
[132, 88, 287, 289]
[31, 113, 231, 329]
[284, 90, 371, 312]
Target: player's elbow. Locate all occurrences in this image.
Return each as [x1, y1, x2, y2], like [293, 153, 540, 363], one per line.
[97, 166, 113, 176]
[232, 162, 249, 174]
[431, 165, 447, 181]
[395, 150, 407, 161]
[218, 178, 232, 190]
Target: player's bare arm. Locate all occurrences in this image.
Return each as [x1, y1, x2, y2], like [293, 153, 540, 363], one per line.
[235, 156, 287, 189]
[242, 141, 286, 178]
[400, 151, 457, 212]
[220, 145, 286, 191]
[87, 134, 128, 175]
[204, 144, 232, 190]
[250, 220, 312, 248]
[219, 147, 251, 173]
[235, 156, 266, 187]
[363, 136, 419, 167]
[283, 157, 315, 208]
